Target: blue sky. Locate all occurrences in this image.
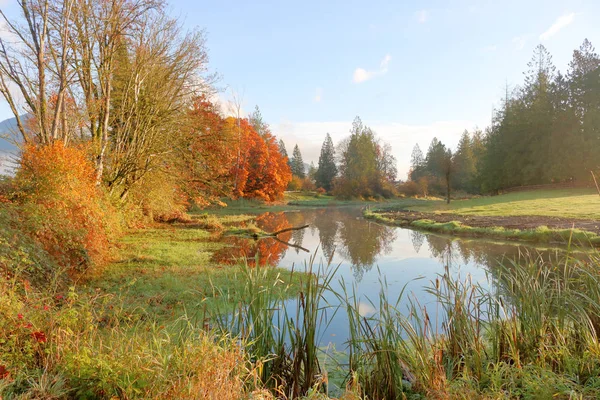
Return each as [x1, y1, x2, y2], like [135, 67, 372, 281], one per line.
[2, 0, 600, 176]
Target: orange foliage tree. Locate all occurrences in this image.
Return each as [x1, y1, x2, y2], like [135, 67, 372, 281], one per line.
[184, 98, 291, 204]
[227, 118, 291, 202]
[14, 143, 116, 272]
[182, 96, 238, 205]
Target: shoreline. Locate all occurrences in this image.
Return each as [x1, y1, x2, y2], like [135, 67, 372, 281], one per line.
[364, 208, 600, 247]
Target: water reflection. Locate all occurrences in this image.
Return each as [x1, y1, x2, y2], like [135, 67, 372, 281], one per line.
[214, 208, 398, 281]
[212, 212, 294, 267]
[213, 207, 578, 348]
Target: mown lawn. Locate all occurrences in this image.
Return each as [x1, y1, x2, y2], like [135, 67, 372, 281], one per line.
[411, 188, 600, 219]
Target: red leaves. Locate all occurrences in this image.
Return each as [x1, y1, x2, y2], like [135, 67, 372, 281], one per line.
[32, 331, 47, 343]
[0, 365, 9, 379]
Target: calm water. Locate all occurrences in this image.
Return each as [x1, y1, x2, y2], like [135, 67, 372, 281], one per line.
[214, 207, 569, 348]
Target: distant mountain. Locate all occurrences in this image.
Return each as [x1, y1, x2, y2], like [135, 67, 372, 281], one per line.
[0, 116, 20, 152]
[0, 116, 22, 176]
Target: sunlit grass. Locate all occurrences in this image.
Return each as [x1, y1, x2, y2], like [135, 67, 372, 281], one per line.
[93, 222, 300, 321]
[412, 188, 600, 219]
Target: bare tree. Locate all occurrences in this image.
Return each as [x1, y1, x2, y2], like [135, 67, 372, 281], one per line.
[104, 12, 214, 199]
[0, 0, 76, 144]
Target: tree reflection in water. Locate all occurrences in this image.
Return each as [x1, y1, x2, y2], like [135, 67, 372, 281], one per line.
[336, 211, 397, 281]
[212, 212, 293, 267]
[410, 230, 425, 254]
[212, 208, 568, 285]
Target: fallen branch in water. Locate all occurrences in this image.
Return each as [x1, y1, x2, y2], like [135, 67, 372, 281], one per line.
[271, 235, 310, 253]
[264, 224, 310, 237]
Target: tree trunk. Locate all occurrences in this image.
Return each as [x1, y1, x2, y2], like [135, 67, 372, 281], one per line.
[446, 172, 451, 204]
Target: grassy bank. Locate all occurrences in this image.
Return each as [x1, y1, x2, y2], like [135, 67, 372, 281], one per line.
[411, 188, 600, 219]
[365, 209, 600, 247]
[201, 192, 428, 215]
[364, 189, 600, 246]
[0, 211, 308, 399]
[92, 219, 301, 321]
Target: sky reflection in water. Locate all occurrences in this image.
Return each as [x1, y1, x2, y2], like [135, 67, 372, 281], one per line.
[215, 207, 567, 348]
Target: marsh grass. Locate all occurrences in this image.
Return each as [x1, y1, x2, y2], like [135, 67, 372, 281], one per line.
[0, 271, 253, 399]
[212, 253, 339, 398]
[338, 244, 600, 399]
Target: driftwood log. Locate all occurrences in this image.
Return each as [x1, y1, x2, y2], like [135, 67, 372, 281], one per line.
[252, 224, 310, 253]
[264, 224, 309, 237]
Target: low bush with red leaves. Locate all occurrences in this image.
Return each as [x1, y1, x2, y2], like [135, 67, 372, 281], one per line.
[14, 142, 120, 273]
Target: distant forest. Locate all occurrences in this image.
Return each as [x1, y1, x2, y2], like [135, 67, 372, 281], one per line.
[405, 40, 600, 198]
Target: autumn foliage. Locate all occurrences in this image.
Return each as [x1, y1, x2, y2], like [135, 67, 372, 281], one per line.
[14, 142, 116, 272]
[230, 119, 291, 202]
[185, 96, 291, 204]
[182, 96, 237, 205]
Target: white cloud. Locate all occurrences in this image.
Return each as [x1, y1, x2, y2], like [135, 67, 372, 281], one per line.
[415, 9, 428, 23]
[540, 13, 575, 41]
[380, 54, 391, 72]
[353, 54, 392, 83]
[209, 89, 248, 118]
[352, 68, 371, 83]
[314, 87, 323, 103]
[512, 36, 526, 50]
[272, 118, 485, 179]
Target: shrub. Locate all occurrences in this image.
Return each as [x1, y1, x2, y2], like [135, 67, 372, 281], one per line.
[287, 175, 303, 191]
[301, 177, 316, 192]
[397, 180, 419, 197]
[14, 142, 119, 273]
[128, 168, 189, 223]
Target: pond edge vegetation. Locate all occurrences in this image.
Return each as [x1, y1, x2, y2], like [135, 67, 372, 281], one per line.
[364, 208, 600, 247]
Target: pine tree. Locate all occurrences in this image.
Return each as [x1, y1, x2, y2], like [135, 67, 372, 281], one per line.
[425, 137, 453, 203]
[568, 39, 600, 178]
[291, 144, 305, 178]
[409, 143, 425, 181]
[315, 133, 337, 191]
[278, 139, 289, 161]
[249, 105, 266, 137]
[452, 131, 476, 191]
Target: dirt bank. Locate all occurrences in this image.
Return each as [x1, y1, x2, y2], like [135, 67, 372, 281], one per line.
[373, 210, 600, 234]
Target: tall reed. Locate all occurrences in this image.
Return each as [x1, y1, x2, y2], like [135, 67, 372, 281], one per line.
[340, 248, 600, 398]
[211, 252, 338, 398]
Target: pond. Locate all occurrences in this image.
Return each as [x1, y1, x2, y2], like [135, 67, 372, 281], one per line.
[214, 206, 572, 349]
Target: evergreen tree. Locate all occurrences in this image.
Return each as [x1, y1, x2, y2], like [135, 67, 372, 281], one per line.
[278, 139, 289, 161]
[291, 144, 305, 178]
[425, 137, 453, 203]
[409, 143, 425, 181]
[249, 105, 267, 137]
[315, 133, 337, 191]
[452, 130, 476, 191]
[568, 39, 600, 177]
[308, 161, 317, 181]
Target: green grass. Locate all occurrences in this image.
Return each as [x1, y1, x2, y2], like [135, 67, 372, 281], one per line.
[411, 188, 600, 219]
[92, 222, 301, 321]
[197, 192, 428, 215]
